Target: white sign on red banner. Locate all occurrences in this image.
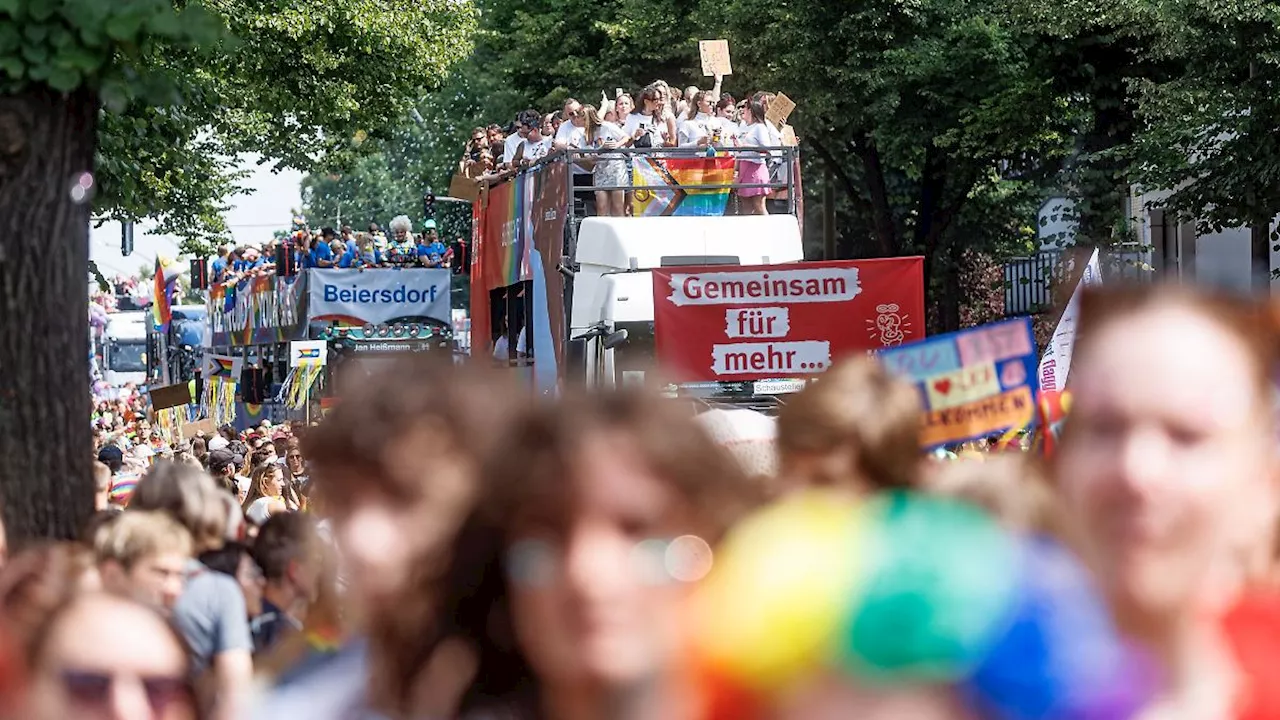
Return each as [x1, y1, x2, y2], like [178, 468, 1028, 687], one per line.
[651, 259, 926, 382]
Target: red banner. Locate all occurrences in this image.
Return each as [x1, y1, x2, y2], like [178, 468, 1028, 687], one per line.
[651, 258, 925, 382]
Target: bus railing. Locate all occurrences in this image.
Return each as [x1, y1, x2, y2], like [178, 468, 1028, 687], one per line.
[468, 145, 801, 219]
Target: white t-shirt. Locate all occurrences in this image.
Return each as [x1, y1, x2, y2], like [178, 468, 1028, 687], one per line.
[521, 137, 552, 163]
[737, 122, 773, 149]
[624, 112, 669, 148]
[593, 121, 628, 159]
[493, 332, 528, 361]
[246, 496, 278, 526]
[554, 122, 589, 173]
[502, 132, 524, 164]
[677, 117, 709, 147]
[678, 112, 730, 147]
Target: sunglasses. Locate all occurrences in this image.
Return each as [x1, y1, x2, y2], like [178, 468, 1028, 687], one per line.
[62, 669, 191, 712]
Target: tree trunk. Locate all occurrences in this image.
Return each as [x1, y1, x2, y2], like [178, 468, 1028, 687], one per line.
[851, 133, 898, 257]
[0, 86, 99, 546]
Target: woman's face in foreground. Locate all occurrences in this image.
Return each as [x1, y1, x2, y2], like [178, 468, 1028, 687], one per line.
[27, 595, 194, 720]
[507, 431, 705, 689]
[1056, 304, 1279, 620]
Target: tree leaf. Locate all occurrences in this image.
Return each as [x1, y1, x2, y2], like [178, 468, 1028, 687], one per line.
[100, 78, 130, 113]
[20, 42, 47, 66]
[105, 12, 146, 42]
[57, 45, 106, 74]
[27, 0, 53, 21]
[22, 22, 45, 44]
[45, 65, 81, 92]
[147, 9, 182, 38]
[0, 55, 24, 79]
[0, 22, 19, 53]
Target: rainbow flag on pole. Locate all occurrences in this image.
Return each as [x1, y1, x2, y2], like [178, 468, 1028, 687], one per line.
[151, 257, 185, 332]
[632, 156, 735, 217]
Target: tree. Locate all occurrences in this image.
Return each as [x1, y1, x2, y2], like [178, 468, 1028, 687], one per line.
[0, 0, 475, 543]
[996, 0, 1172, 248]
[1130, 0, 1280, 283]
[714, 0, 1077, 328]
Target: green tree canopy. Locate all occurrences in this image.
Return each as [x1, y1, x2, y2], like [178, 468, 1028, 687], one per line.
[0, 0, 476, 542]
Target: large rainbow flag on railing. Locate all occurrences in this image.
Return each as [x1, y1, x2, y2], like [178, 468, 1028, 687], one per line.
[632, 155, 735, 217]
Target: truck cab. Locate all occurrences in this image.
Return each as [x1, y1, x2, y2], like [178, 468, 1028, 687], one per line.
[571, 215, 803, 391]
[105, 311, 149, 387]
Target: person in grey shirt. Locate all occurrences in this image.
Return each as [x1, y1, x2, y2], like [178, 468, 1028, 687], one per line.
[173, 560, 253, 676]
[131, 461, 254, 720]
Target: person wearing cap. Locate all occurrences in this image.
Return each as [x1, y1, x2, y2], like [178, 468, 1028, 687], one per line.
[416, 220, 449, 268]
[208, 448, 245, 498]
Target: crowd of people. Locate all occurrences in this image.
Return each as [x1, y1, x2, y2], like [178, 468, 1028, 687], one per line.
[459, 77, 794, 217]
[210, 217, 456, 286]
[1, 280, 1276, 720]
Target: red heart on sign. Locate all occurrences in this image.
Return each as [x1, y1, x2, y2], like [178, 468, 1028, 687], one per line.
[933, 378, 952, 395]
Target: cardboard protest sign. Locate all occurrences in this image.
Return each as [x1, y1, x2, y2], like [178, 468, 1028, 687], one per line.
[148, 382, 193, 411]
[766, 93, 797, 128]
[180, 417, 217, 437]
[878, 317, 1039, 450]
[699, 39, 733, 77]
[652, 259, 926, 382]
[449, 173, 481, 203]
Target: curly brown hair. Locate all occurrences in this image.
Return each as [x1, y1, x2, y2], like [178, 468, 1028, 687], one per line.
[370, 389, 765, 719]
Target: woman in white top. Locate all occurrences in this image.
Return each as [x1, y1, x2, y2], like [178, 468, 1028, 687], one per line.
[734, 96, 773, 215]
[678, 90, 735, 148]
[583, 104, 631, 217]
[623, 83, 677, 151]
[242, 462, 296, 526]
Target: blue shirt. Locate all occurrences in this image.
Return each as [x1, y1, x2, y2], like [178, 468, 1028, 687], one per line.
[418, 241, 447, 266]
[310, 242, 334, 268]
[211, 256, 228, 282]
[344, 248, 380, 268]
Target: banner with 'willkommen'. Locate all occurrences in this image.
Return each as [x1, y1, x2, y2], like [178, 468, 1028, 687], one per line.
[878, 317, 1039, 449]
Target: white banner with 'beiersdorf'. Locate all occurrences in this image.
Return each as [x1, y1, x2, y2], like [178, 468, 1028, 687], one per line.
[308, 269, 452, 326]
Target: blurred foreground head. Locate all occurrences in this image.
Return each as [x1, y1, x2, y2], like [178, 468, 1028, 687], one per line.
[1055, 285, 1280, 630]
[776, 356, 923, 495]
[24, 593, 194, 720]
[303, 355, 516, 612]
[391, 389, 762, 719]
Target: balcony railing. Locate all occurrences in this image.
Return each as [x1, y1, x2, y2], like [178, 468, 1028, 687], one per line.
[1002, 244, 1152, 316]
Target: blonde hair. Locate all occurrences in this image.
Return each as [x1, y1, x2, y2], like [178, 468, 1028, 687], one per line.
[927, 455, 1067, 537]
[130, 462, 228, 553]
[93, 511, 193, 569]
[777, 356, 923, 491]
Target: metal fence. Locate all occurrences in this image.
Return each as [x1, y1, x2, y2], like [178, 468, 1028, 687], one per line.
[1002, 244, 1152, 317]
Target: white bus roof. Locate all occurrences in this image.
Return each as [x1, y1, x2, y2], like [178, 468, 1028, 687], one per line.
[576, 216, 803, 271]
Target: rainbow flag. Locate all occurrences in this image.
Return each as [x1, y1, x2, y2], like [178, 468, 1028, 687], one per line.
[209, 358, 235, 378]
[632, 156, 735, 217]
[151, 258, 184, 332]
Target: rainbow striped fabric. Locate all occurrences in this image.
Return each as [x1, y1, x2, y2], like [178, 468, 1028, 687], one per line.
[632, 156, 735, 217]
[207, 356, 237, 379]
[109, 472, 140, 506]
